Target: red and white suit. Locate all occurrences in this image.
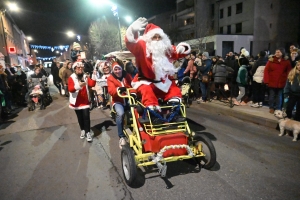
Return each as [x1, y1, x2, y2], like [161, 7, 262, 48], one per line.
[125, 22, 191, 107]
[68, 73, 96, 109]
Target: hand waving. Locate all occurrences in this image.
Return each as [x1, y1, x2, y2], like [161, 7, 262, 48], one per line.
[131, 17, 148, 33]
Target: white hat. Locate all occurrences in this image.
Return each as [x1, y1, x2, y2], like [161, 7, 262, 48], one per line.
[73, 42, 81, 50]
[241, 48, 249, 57]
[72, 62, 83, 70]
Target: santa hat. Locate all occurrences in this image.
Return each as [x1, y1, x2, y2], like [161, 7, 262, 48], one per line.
[111, 62, 122, 71]
[99, 62, 111, 73]
[73, 42, 81, 50]
[72, 61, 83, 70]
[143, 23, 166, 41]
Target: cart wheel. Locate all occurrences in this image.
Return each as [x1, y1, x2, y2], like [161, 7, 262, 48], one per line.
[194, 134, 216, 169]
[121, 144, 137, 186]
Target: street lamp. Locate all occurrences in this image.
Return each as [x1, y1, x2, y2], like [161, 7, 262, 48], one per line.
[7, 2, 19, 12]
[66, 31, 75, 37]
[27, 36, 32, 41]
[111, 4, 122, 50]
[125, 16, 132, 23]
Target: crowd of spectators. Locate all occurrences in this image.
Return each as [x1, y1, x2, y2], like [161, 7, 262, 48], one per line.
[176, 43, 300, 121]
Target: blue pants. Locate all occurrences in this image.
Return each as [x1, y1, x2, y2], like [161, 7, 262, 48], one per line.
[268, 88, 283, 110]
[114, 103, 126, 138]
[199, 82, 207, 101]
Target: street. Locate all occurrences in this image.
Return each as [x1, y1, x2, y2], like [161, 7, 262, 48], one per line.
[0, 92, 299, 200]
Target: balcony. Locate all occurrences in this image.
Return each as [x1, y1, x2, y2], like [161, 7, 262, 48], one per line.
[177, 7, 194, 18]
[178, 23, 195, 31]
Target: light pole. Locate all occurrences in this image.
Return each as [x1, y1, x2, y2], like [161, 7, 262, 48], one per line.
[111, 4, 122, 50]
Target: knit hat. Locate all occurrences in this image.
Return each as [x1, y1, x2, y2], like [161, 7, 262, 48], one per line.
[73, 42, 81, 50]
[202, 52, 209, 58]
[72, 61, 83, 70]
[240, 48, 249, 57]
[99, 62, 111, 73]
[238, 57, 249, 66]
[112, 62, 122, 71]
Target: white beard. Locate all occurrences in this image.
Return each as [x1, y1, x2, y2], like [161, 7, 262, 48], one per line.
[146, 40, 176, 80]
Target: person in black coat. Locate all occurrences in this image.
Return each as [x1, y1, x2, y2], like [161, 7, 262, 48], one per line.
[212, 60, 234, 100]
[50, 58, 57, 75]
[52, 61, 62, 95]
[37, 64, 49, 77]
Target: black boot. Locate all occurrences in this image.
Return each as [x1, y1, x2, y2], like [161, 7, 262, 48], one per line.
[166, 107, 185, 122]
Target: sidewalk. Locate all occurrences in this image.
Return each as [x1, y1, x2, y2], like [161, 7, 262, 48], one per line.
[195, 99, 278, 129]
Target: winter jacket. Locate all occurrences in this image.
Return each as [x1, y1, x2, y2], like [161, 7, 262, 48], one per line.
[52, 66, 61, 82]
[284, 73, 300, 97]
[40, 68, 48, 77]
[184, 59, 197, 79]
[68, 73, 96, 110]
[62, 68, 73, 86]
[236, 65, 248, 86]
[263, 56, 292, 88]
[213, 62, 234, 83]
[84, 61, 94, 75]
[252, 57, 268, 83]
[197, 59, 212, 80]
[59, 67, 66, 80]
[107, 72, 133, 106]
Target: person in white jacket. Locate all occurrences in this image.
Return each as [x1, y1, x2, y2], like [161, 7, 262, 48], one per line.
[92, 62, 111, 109]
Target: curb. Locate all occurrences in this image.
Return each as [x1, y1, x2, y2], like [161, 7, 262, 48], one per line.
[194, 101, 278, 129]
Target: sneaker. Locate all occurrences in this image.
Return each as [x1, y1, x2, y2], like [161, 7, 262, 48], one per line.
[80, 130, 85, 139]
[119, 137, 127, 149]
[197, 99, 206, 104]
[251, 103, 259, 108]
[86, 132, 93, 142]
[259, 102, 263, 107]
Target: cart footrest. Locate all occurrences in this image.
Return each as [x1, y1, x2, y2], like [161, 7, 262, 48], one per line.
[138, 117, 150, 124]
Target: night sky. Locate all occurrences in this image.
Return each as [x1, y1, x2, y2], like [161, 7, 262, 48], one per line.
[2, 0, 176, 57]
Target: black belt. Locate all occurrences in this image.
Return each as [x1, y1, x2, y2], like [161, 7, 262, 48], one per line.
[138, 76, 162, 83]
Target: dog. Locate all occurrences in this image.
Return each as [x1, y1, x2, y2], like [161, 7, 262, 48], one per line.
[274, 110, 300, 141]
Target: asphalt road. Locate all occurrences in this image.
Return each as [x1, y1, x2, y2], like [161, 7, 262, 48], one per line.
[0, 92, 299, 200]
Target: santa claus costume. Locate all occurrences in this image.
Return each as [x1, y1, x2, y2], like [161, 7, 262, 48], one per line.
[68, 61, 96, 142]
[125, 18, 191, 111]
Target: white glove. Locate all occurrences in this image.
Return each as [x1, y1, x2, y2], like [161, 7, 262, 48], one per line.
[130, 17, 148, 33]
[176, 45, 185, 54]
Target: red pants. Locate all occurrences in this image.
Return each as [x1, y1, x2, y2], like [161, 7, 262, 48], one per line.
[137, 81, 182, 107]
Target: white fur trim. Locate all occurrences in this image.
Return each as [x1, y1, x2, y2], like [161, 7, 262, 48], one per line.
[154, 78, 172, 93]
[131, 80, 152, 89]
[143, 28, 164, 40]
[69, 104, 90, 110]
[177, 42, 191, 54]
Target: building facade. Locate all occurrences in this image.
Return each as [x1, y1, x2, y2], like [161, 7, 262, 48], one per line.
[150, 0, 300, 57]
[0, 10, 30, 66]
